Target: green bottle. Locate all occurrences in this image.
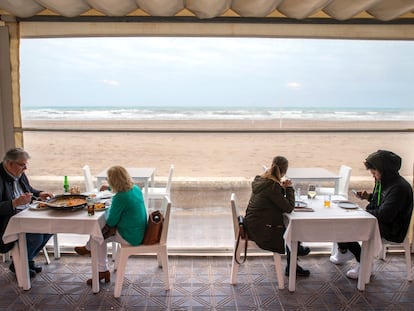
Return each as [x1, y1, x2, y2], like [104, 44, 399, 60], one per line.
[64, 175, 69, 193]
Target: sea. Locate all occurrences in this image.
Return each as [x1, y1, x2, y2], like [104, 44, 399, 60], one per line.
[21, 106, 414, 122]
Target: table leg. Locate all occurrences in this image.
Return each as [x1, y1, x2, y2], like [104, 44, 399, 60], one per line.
[90, 238, 100, 293]
[288, 241, 298, 292]
[17, 233, 30, 290]
[358, 241, 371, 291]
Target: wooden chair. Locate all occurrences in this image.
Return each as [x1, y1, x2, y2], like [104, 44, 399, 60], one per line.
[147, 164, 174, 208]
[230, 193, 284, 289]
[318, 165, 352, 198]
[113, 196, 171, 297]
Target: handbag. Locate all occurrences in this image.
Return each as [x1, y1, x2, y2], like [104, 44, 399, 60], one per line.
[234, 215, 248, 264]
[142, 210, 164, 245]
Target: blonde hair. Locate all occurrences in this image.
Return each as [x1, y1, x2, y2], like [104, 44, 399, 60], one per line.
[107, 166, 134, 193]
[262, 156, 288, 184]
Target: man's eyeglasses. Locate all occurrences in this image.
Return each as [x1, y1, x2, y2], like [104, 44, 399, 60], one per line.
[14, 161, 27, 168]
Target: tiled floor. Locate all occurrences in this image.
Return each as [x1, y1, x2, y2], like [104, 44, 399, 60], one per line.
[2, 205, 414, 310]
[1, 252, 414, 310]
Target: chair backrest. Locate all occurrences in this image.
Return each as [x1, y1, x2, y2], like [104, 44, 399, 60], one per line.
[165, 164, 174, 193]
[230, 193, 240, 239]
[159, 196, 171, 245]
[82, 165, 95, 192]
[337, 165, 352, 196]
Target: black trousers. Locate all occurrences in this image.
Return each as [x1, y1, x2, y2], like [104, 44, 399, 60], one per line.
[337, 242, 361, 262]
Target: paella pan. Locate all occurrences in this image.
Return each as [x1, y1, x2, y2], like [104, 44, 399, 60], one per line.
[44, 194, 87, 211]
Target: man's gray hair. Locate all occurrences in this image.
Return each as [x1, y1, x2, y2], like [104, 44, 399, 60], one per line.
[3, 147, 31, 162]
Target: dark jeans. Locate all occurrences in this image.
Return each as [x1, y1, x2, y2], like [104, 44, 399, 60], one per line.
[337, 242, 361, 262]
[26, 233, 53, 262]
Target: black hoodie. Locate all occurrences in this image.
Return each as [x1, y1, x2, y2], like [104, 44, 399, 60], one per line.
[364, 150, 413, 243]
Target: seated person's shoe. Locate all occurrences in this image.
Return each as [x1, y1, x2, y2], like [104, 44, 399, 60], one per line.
[285, 264, 311, 277]
[29, 261, 42, 273]
[74, 246, 91, 256]
[86, 271, 110, 286]
[330, 249, 354, 265]
[9, 262, 37, 278]
[298, 245, 311, 256]
[346, 265, 360, 279]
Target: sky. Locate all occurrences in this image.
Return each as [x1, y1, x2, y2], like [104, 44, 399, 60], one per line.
[20, 37, 414, 109]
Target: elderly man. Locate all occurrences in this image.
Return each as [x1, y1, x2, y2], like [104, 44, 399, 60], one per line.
[0, 148, 53, 277]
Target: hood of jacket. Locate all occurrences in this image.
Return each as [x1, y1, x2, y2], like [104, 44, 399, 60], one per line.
[252, 175, 277, 194]
[365, 150, 401, 185]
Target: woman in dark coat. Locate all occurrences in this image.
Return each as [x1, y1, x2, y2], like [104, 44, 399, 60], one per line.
[244, 155, 310, 276]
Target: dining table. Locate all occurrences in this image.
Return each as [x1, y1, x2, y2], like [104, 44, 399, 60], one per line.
[96, 167, 155, 208]
[283, 195, 382, 292]
[2, 205, 107, 293]
[286, 167, 341, 194]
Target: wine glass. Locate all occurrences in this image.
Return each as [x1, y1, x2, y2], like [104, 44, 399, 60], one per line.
[307, 184, 317, 199]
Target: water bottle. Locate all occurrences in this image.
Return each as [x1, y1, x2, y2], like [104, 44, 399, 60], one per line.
[63, 176, 69, 193]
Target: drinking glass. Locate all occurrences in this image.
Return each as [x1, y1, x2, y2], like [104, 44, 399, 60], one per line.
[307, 184, 317, 199]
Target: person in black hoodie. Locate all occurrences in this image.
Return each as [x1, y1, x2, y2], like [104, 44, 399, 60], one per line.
[0, 148, 54, 277]
[244, 155, 311, 277]
[331, 150, 413, 279]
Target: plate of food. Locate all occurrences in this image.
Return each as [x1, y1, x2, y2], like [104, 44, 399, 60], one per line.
[94, 200, 110, 212]
[294, 201, 314, 212]
[29, 202, 48, 210]
[338, 201, 359, 209]
[45, 194, 87, 211]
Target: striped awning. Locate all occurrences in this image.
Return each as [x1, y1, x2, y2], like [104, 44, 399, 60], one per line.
[0, 0, 414, 22]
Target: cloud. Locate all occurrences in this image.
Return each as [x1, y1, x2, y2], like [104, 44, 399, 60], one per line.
[287, 82, 301, 88]
[103, 79, 120, 86]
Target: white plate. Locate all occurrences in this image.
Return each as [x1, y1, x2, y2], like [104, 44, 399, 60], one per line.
[29, 203, 48, 210]
[338, 201, 359, 209]
[295, 201, 307, 208]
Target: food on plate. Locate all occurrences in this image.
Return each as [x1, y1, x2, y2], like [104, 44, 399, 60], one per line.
[94, 202, 105, 210]
[39, 202, 48, 208]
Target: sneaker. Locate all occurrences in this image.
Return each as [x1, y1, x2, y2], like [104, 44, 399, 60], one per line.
[285, 264, 311, 277]
[74, 246, 91, 256]
[330, 249, 354, 265]
[346, 265, 360, 279]
[29, 261, 42, 273]
[9, 262, 36, 278]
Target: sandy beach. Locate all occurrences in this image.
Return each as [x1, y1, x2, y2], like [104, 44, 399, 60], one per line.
[22, 119, 414, 182]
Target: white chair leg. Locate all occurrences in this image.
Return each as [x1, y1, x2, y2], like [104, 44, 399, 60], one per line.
[42, 246, 51, 265]
[114, 250, 128, 298]
[159, 247, 170, 290]
[273, 253, 284, 289]
[403, 237, 412, 281]
[2, 252, 11, 262]
[53, 234, 60, 259]
[113, 244, 121, 271]
[230, 240, 240, 285]
[111, 242, 118, 261]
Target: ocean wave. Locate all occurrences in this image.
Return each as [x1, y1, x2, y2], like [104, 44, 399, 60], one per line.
[21, 107, 414, 122]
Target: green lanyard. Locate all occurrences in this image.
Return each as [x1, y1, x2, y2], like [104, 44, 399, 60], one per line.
[373, 182, 381, 205]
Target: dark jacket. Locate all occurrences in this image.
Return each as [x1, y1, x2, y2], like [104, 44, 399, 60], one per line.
[0, 163, 43, 253]
[244, 175, 294, 253]
[365, 150, 413, 243]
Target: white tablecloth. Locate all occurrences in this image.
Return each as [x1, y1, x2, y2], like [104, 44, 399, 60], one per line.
[284, 195, 382, 292]
[3, 207, 106, 292]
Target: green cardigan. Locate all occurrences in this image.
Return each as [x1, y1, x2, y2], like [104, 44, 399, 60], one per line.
[106, 184, 147, 246]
